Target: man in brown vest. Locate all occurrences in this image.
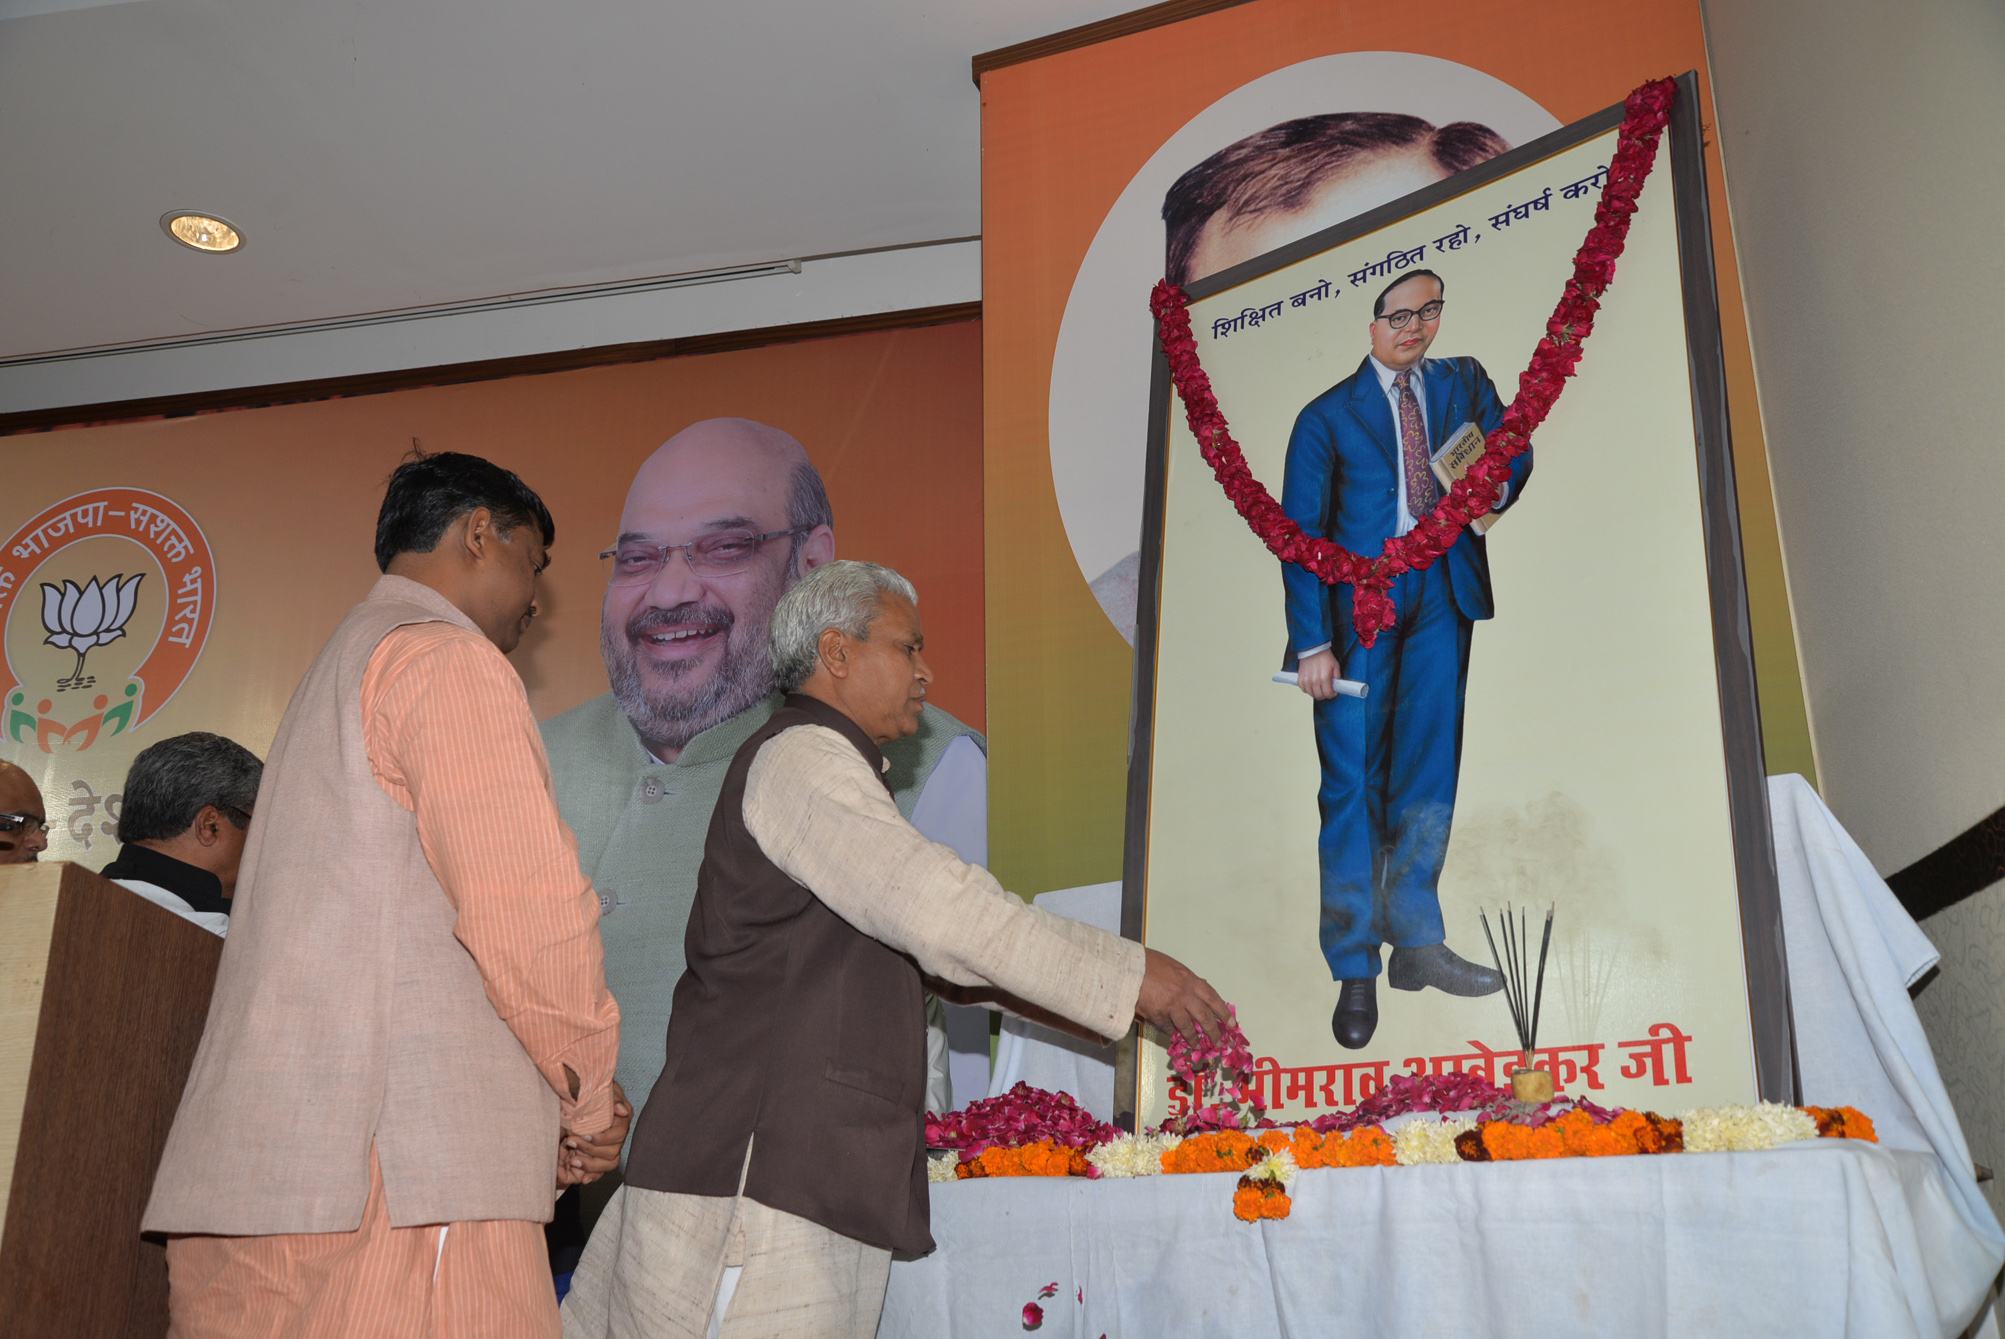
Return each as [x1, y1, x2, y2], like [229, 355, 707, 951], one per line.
[563, 560, 1229, 1338]
[146, 453, 628, 1338]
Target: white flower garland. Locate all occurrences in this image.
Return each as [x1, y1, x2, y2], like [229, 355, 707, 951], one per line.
[1678, 1102, 1819, 1153]
[926, 1151, 962, 1184]
[1394, 1116, 1479, 1166]
[1085, 1131, 1184, 1179]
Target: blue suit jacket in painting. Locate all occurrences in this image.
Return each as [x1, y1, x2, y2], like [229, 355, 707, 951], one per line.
[1279, 353, 1531, 982]
[1279, 354, 1528, 658]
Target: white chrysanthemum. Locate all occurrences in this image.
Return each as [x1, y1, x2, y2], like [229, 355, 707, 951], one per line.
[1679, 1102, 1818, 1153]
[1085, 1131, 1183, 1178]
[1245, 1146, 1299, 1188]
[927, 1152, 961, 1184]
[1395, 1116, 1478, 1165]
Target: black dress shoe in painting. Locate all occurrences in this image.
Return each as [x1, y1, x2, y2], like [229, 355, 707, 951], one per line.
[1331, 977, 1378, 1050]
[1387, 942, 1505, 997]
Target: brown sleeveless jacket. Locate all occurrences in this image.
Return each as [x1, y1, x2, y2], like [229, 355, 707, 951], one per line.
[623, 695, 932, 1255]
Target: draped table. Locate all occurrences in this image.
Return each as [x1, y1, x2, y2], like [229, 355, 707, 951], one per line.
[879, 779, 2005, 1339]
[883, 1139, 1984, 1338]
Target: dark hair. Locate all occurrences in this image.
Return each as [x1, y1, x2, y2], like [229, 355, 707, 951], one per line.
[374, 450, 556, 573]
[1163, 113, 1510, 287]
[118, 732, 264, 843]
[1374, 268, 1445, 318]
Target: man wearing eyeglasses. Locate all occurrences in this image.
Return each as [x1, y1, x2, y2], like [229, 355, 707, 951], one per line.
[0, 760, 50, 863]
[540, 420, 986, 1181]
[1282, 269, 1533, 1050]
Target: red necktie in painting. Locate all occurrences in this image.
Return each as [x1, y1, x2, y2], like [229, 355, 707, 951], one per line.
[1394, 369, 1438, 519]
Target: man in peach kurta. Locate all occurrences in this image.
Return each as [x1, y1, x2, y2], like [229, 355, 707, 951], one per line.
[146, 453, 628, 1338]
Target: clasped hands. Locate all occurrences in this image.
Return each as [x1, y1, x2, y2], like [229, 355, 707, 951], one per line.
[557, 1080, 632, 1188]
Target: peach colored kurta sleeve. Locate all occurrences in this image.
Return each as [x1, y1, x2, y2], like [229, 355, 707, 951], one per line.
[362, 621, 620, 1136]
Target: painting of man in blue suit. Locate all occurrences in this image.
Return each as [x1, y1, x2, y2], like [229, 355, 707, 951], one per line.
[1281, 269, 1533, 1049]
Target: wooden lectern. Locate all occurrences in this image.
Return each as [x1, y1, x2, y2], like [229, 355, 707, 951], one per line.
[0, 862, 223, 1338]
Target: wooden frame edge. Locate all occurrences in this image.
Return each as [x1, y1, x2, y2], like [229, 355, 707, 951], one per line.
[1668, 69, 1797, 1104]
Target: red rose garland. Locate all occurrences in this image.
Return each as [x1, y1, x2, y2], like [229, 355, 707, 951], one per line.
[1150, 77, 1677, 645]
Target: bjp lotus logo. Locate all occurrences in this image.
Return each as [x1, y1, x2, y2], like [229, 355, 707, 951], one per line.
[2, 489, 214, 754]
[41, 574, 144, 691]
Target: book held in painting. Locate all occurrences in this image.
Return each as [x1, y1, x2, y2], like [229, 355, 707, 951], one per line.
[1431, 421, 1499, 535]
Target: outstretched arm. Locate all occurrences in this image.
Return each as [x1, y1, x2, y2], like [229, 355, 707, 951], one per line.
[745, 725, 1228, 1044]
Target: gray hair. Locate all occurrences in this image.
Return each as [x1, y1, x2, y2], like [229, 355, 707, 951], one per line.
[770, 560, 917, 694]
[118, 732, 264, 843]
[787, 460, 834, 561]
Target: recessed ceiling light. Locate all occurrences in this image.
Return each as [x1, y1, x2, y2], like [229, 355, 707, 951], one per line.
[160, 212, 243, 254]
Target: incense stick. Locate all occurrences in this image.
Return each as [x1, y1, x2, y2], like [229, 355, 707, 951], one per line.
[1480, 903, 1557, 1065]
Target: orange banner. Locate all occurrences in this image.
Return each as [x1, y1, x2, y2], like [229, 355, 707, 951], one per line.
[0, 319, 983, 865]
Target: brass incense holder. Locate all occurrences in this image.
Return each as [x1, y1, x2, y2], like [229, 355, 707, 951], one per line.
[1510, 1066, 1554, 1104]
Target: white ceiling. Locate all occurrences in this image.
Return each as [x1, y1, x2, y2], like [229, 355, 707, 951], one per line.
[0, 0, 1131, 360]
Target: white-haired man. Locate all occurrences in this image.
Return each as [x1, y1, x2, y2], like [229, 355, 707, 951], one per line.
[541, 421, 986, 1151]
[562, 561, 1228, 1338]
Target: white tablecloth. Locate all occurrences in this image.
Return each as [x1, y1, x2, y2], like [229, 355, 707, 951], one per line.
[884, 1142, 1980, 1338]
[883, 777, 2005, 1338]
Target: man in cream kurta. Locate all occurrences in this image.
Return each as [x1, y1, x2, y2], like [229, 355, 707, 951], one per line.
[564, 561, 1229, 1338]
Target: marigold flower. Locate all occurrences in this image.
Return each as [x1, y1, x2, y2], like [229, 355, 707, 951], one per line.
[1481, 1121, 1567, 1161]
[1162, 1130, 1261, 1175]
[1633, 1112, 1684, 1154]
[1333, 1127, 1397, 1167]
[1233, 1175, 1292, 1222]
[1807, 1106, 1878, 1142]
[956, 1139, 1093, 1179]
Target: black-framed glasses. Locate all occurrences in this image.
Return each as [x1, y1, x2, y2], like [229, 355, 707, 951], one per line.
[0, 813, 47, 837]
[599, 527, 810, 586]
[1377, 300, 1444, 329]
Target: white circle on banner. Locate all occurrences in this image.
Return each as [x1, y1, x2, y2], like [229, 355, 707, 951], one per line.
[1048, 52, 1560, 642]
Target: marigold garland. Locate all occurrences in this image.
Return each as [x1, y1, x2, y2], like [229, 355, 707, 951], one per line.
[1808, 1105, 1878, 1142]
[954, 1139, 1095, 1180]
[1160, 1129, 1261, 1176]
[1149, 76, 1678, 645]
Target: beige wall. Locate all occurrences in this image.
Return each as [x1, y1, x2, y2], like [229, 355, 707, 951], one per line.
[1704, 0, 2005, 874]
[1911, 882, 2005, 1216]
[1705, 0, 2005, 1206]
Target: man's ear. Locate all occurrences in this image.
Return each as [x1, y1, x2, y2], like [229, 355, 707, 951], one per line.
[457, 508, 496, 563]
[796, 526, 836, 575]
[192, 805, 226, 848]
[815, 626, 850, 681]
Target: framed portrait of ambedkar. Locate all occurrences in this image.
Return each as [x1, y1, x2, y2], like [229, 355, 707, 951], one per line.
[1122, 74, 1793, 1127]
